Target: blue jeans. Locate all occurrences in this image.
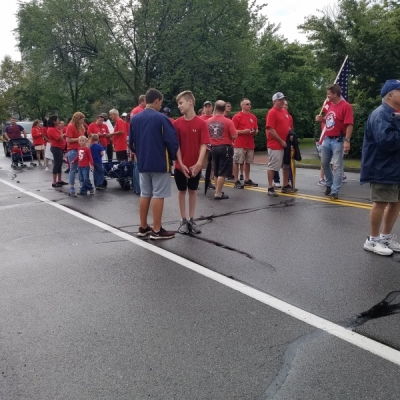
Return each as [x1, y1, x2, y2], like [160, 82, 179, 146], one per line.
[93, 162, 104, 187]
[78, 166, 93, 194]
[67, 150, 78, 186]
[321, 138, 344, 194]
[132, 161, 141, 194]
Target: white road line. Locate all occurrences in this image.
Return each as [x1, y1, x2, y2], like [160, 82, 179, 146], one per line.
[2, 178, 400, 366]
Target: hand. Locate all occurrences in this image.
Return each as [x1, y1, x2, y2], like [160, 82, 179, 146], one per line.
[245, 129, 251, 134]
[281, 140, 287, 148]
[343, 141, 350, 154]
[90, 168, 93, 172]
[190, 162, 202, 177]
[251, 129, 257, 136]
[315, 115, 324, 123]
[71, 160, 74, 164]
[180, 164, 190, 178]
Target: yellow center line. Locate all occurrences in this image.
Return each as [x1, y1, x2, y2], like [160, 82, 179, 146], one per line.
[203, 180, 372, 210]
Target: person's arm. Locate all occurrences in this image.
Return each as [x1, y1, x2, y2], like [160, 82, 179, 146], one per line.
[176, 148, 190, 177]
[4, 128, 9, 141]
[163, 119, 179, 161]
[22, 129, 27, 138]
[190, 144, 207, 177]
[111, 120, 124, 136]
[229, 121, 238, 141]
[88, 149, 94, 169]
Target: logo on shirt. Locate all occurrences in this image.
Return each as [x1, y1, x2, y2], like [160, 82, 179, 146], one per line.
[209, 122, 224, 140]
[250, 118, 254, 123]
[325, 111, 336, 130]
[78, 149, 85, 160]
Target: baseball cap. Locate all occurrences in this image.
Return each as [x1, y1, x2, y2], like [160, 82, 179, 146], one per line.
[97, 114, 105, 118]
[100, 113, 108, 118]
[162, 107, 171, 114]
[272, 92, 286, 101]
[380, 80, 400, 97]
[203, 101, 212, 106]
[121, 112, 128, 117]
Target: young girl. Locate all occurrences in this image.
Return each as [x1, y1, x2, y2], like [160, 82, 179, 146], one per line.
[71, 136, 94, 195]
[31, 119, 45, 166]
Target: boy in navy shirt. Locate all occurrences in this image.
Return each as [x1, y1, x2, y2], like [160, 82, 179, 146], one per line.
[90, 134, 105, 190]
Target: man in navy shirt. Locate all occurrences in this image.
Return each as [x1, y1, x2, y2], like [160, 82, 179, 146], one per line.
[4, 118, 27, 141]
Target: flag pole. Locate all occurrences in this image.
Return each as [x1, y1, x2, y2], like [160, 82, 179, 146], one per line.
[318, 55, 349, 116]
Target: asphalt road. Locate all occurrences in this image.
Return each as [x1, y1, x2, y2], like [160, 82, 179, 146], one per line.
[1, 155, 400, 400]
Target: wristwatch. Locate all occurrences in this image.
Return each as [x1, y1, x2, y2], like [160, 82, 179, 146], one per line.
[344, 138, 350, 142]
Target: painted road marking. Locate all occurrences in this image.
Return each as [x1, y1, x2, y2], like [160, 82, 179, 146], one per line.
[1, 179, 399, 367]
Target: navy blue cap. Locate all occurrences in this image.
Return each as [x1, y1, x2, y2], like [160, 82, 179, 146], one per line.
[162, 107, 171, 114]
[381, 79, 400, 97]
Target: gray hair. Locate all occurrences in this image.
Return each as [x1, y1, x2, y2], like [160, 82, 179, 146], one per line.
[109, 108, 119, 116]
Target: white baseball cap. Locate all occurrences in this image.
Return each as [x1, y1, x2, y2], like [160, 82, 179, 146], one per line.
[272, 92, 286, 101]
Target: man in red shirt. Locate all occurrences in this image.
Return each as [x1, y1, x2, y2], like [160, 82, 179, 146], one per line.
[199, 101, 213, 120]
[109, 109, 128, 161]
[174, 90, 209, 233]
[232, 98, 258, 188]
[87, 115, 110, 150]
[207, 101, 237, 199]
[265, 92, 292, 197]
[315, 84, 353, 199]
[224, 102, 232, 119]
[131, 94, 146, 116]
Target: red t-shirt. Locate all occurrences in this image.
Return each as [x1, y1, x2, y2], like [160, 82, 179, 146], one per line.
[207, 114, 237, 146]
[73, 147, 94, 167]
[131, 105, 145, 116]
[31, 127, 44, 146]
[173, 116, 209, 171]
[324, 100, 354, 137]
[87, 122, 109, 148]
[66, 124, 82, 150]
[113, 118, 127, 151]
[11, 147, 23, 155]
[199, 115, 212, 121]
[266, 107, 291, 150]
[47, 127, 65, 149]
[232, 111, 258, 149]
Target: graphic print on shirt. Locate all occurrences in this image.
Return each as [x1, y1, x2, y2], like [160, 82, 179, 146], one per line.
[325, 111, 336, 130]
[208, 121, 224, 140]
[78, 149, 86, 161]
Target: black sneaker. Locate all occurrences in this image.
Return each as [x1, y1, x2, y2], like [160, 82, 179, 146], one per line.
[226, 175, 235, 181]
[64, 169, 70, 173]
[57, 181, 68, 185]
[281, 185, 294, 193]
[244, 179, 258, 187]
[234, 180, 244, 189]
[208, 183, 216, 190]
[189, 218, 201, 234]
[96, 186, 106, 190]
[325, 186, 331, 196]
[330, 193, 339, 200]
[52, 183, 62, 188]
[137, 225, 152, 237]
[268, 187, 278, 197]
[150, 227, 175, 240]
[240, 174, 244, 181]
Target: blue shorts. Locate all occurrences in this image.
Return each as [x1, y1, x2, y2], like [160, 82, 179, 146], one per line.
[139, 172, 171, 198]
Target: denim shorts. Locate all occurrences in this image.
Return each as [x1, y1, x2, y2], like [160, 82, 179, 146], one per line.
[139, 172, 171, 198]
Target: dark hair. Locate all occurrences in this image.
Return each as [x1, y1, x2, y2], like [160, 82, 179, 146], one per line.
[327, 84, 341, 96]
[146, 88, 163, 104]
[48, 114, 59, 127]
[42, 118, 48, 128]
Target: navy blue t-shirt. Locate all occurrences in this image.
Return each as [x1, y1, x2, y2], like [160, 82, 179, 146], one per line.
[90, 143, 104, 164]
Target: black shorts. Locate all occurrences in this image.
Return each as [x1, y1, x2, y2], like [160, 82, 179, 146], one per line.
[211, 145, 233, 177]
[174, 168, 201, 191]
[116, 150, 128, 161]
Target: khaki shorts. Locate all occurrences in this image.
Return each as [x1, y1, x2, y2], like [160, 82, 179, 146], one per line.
[371, 183, 400, 203]
[35, 145, 45, 151]
[267, 149, 290, 171]
[233, 148, 254, 164]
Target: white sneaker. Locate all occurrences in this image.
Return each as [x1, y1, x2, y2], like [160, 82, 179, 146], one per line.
[342, 175, 348, 182]
[363, 238, 393, 256]
[381, 235, 400, 252]
[274, 182, 281, 188]
[45, 167, 49, 172]
[318, 179, 326, 186]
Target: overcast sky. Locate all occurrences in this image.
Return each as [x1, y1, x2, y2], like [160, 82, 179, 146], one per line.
[0, 0, 334, 62]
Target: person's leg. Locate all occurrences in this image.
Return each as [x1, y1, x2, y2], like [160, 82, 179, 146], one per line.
[381, 200, 400, 235]
[282, 168, 289, 187]
[67, 150, 78, 191]
[152, 198, 164, 232]
[244, 162, 250, 181]
[178, 190, 187, 219]
[370, 202, 387, 237]
[78, 168, 86, 193]
[107, 144, 113, 162]
[239, 163, 244, 178]
[215, 176, 225, 197]
[188, 189, 197, 219]
[36, 150, 41, 166]
[320, 166, 324, 180]
[233, 163, 239, 181]
[93, 164, 99, 187]
[321, 140, 333, 188]
[140, 197, 151, 228]
[50, 147, 58, 184]
[133, 161, 140, 194]
[331, 140, 344, 194]
[274, 171, 280, 184]
[83, 167, 93, 191]
[267, 170, 275, 188]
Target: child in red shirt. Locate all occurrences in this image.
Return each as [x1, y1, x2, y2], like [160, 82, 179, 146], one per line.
[71, 136, 94, 195]
[11, 143, 24, 166]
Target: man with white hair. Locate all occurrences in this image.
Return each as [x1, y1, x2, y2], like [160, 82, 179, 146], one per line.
[109, 109, 127, 161]
[361, 79, 400, 256]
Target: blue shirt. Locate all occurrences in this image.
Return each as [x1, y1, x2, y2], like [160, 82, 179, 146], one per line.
[90, 143, 104, 164]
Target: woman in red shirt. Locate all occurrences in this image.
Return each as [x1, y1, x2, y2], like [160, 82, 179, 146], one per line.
[66, 112, 85, 195]
[47, 115, 68, 188]
[31, 119, 45, 167]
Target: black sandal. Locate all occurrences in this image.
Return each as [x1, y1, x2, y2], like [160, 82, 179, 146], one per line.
[214, 193, 229, 200]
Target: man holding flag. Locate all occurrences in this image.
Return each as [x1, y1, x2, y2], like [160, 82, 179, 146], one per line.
[315, 83, 353, 200]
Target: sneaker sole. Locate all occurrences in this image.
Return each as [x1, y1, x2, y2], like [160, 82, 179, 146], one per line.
[150, 235, 175, 240]
[363, 244, 393, 256]
[268, 193, 278, 197]
[137, 232, 152, 237]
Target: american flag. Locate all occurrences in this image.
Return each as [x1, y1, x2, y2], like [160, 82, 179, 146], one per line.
[336, 57, 349, 101]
